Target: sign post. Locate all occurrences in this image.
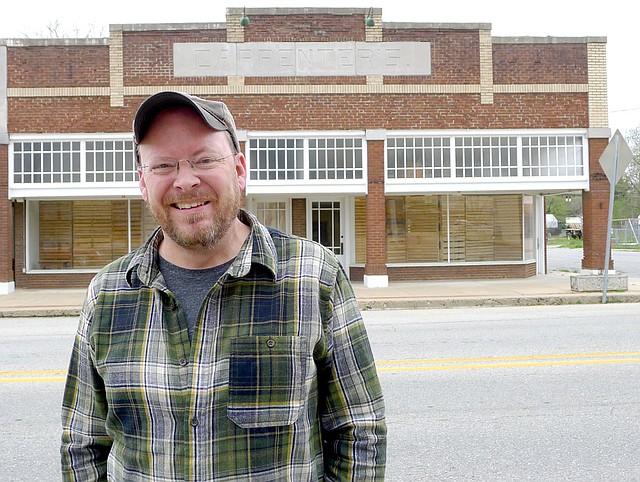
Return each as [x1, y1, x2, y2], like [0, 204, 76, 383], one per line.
[598, 129, 634, 303]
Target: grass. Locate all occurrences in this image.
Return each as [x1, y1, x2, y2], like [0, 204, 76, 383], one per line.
[613, 244, 640, 251]
[547, 236, 583, 248]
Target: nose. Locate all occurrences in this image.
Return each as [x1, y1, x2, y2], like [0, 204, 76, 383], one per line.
[172, 159, 201, 189]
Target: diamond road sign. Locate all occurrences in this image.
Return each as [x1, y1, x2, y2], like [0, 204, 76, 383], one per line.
[598, 129, 634, 186]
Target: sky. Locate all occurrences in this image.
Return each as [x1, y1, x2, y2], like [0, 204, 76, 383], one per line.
[2, 0, 638, 133]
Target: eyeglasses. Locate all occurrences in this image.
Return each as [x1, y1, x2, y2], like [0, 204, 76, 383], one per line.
[141, 153, 235, 176]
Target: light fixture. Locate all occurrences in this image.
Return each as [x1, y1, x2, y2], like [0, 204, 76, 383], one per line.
[240, 8, 250, 27]
[365, 7, 375, 27]
[565, 195, 572, 203]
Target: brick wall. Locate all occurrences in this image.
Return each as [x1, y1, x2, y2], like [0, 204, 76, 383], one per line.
[205, 93, 586, 133]
[351, 262, 537, 281]
[123, 29, 227, 86]
[243, 13, 366, 42]
[8, 45, 110, 88]
[493, 43, 588, 84]
[8, 97, 133, 133]
[384, 28, 481, 84]
[6, 91, 588, 135]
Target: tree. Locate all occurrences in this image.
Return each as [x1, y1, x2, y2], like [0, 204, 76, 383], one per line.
[20, 20, 105, 39]
[614, 128, 640, 219]
[546, 192, 582, 225]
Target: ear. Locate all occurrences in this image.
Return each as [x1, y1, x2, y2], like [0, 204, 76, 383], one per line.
[235, 153, 248, 192]
[138, 168, 149, 202]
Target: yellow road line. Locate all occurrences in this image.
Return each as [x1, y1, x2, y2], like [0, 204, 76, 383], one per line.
[377, 352, 640, 372]
[0, 376, 67, 383]
[3, 352, 640, 381]
[376, 351, 640, 366]
[0, 369, 67, 384]
[0, 369, 66, 376]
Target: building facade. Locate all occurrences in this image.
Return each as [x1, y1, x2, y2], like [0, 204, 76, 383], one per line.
[0, 7, 612, 293]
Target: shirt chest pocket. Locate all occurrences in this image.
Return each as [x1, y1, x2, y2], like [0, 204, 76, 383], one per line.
[228, 336, 308, 429]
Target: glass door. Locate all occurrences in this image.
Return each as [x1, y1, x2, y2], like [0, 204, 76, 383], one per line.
[310, 200, 345, 267]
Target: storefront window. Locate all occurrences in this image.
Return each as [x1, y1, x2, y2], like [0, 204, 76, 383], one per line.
[523, 196, 536, 260]
[354, 197, 367, 264]
[387, 196, 442, 262]
[28, 200, 156, 271]
[386, 194, 523, 263]
[255, 201, 288, 232]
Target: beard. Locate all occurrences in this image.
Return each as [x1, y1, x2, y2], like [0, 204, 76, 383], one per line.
[148, 182, 241, 250]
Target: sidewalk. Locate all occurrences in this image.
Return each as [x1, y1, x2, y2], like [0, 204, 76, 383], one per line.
[353, 272, 640, 310]
[1, 272, 639, 317]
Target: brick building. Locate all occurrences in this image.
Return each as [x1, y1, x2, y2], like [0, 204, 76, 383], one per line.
[0, 7, 612, 293]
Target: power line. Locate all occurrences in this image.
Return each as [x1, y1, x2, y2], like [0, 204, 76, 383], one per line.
[609, 107, 640, 114]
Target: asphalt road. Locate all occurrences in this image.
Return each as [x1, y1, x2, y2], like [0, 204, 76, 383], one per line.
[2, 305, 640, 481]
[366, 304, 640, 481]
[547, 246, 640, 277]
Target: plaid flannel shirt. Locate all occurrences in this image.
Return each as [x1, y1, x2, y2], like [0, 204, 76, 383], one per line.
[61, 210, 386, 481]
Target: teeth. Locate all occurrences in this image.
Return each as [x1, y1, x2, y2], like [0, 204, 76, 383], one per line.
[175, 201, 206, 209]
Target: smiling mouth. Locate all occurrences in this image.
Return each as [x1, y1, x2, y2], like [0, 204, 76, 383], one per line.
[173, 201, 209, 210]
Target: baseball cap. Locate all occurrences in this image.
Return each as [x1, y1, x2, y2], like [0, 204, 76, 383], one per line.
[133, 91, 241, 153]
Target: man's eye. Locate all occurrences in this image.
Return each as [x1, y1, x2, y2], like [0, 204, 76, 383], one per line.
[196, 158, 216, 166]
[151, 163, 175, 172]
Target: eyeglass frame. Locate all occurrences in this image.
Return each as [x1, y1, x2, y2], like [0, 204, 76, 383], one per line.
[135, 130, 239, 166]
[139, 152, 237, 177]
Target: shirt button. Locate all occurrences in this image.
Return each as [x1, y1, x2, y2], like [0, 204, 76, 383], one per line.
[190, 417, 199, 427]
[266, 338, 276, 348]
[179, 358, 188, 366]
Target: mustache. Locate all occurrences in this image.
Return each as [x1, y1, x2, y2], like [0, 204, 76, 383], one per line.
[163, 192, 217, 205]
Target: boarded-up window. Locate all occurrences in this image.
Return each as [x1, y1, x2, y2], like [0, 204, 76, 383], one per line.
[406, 196, 440, 262]
[464, 196, 495, 261]
[493, 195, 523, 260]
[39, 201, 73, 269]
[445, 195, 466, 262]
[37, 200, 156, 270]
[386, 197, 407, 263]
[385, 194, 523, 263]
[354, 197, 367, 263]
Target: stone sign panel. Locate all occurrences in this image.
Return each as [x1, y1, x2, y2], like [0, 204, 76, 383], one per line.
[174, 42, 431, 77]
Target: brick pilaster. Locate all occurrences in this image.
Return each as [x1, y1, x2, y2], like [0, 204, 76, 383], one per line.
[588, 42, 608, 128]
[364, 8, 382, 42]
[0, 144, 14, 287]
[365, 135, 387, 277]
[582, 137, 613, 271]
[479, 27, 494, 104]
[291, 199, 307, 238]
[109, 27, 124, 107]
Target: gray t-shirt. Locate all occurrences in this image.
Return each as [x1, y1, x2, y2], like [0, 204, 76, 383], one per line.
[158, 256, 234, 340]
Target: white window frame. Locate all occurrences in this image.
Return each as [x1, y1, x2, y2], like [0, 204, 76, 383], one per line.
[385, 129, 589, 194]
[9, 133, 141, 199]
[245, 131, 368, 195]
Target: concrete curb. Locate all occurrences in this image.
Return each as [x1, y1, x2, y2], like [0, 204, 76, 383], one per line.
[358, 292, 640, 311]
[1, 292, 639, 317]
[0, 308, 82, 318]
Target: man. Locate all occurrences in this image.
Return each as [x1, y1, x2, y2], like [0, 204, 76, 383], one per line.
[61, 91, 387, 481]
